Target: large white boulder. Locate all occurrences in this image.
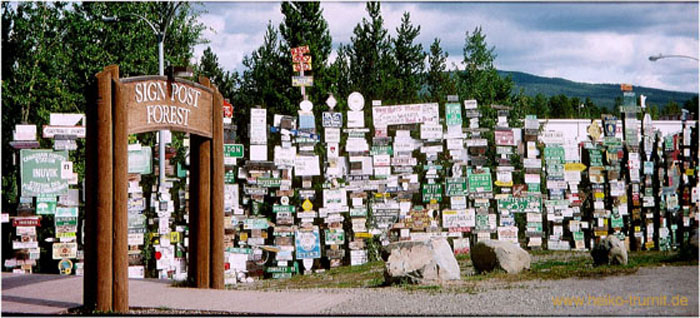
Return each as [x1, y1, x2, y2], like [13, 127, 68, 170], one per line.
[471, 239, 531, 274]
[591, 235, 628, 266]
[384, 238, 461, 284]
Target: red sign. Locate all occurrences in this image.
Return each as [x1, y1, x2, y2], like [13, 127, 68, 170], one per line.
[292, 55, 312, 64]
[223, 100, 233, 118]
[293, 63, 312, 72]
[13, 217, 41, 227]
[291, 46, 310, 57]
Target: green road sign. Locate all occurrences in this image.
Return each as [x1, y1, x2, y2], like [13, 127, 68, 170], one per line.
[36, 196, 57, 215]
[20, 149, 69, 197]
[498, 196, 541, 213]
[445, 102, 462, 126]
[224, 144, 244, 158]
[467, 168, 492, 193]
[422, 183, 443, 203]
[273, 204, 295, 213]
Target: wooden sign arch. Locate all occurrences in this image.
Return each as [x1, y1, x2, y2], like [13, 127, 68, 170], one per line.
[84, 65, 224, 312]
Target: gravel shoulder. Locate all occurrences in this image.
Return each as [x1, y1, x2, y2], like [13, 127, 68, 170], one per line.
[317, 265, 698, 316]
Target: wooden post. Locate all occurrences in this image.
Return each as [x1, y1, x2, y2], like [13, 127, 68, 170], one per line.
[194, 134, 211, 288]
[195, 76, 212, 288]
[188, 137, 199, 285]
[210, 87, 224, 289]
[83, 71, 99, 311]
[112, 76, 129, 312]
[95, 65, 115, 311]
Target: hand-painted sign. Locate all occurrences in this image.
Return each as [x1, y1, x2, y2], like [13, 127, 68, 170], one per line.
[121, 77, 213, 138]
[20, 149, 69, 197]
[371, 103, 439, 127]
[52, 242, 77, 260]
[292, 76, 314, 87]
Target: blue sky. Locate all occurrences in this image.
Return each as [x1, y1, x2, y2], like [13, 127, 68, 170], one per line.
[193, 1, 699, 93]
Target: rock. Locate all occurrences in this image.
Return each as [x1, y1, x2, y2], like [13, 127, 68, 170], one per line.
[383, 238, 461, 284]
[690, 229, 698, 249]
[471, 240, 531, 274]
[591, 235, 628, 266]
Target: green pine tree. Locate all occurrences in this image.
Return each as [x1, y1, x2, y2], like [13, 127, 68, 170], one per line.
[392, 12, 425, 103]
[425, 37, 457, 105]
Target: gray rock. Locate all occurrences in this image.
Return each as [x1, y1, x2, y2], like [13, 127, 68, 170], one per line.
[690, 229, 698, 249]
[471, 240, 531, 274]
[383, 238, 461, 284]
[591, 235, 628, 266]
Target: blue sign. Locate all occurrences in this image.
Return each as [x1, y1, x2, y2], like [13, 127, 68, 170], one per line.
[295, 227, 321, 259]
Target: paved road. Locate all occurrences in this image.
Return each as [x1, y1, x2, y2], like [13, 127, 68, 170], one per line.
[2, 265, 697, 315]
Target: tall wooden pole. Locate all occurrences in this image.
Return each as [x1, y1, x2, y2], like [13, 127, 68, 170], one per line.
[112, 75, 129, 312]
[195, 74, 212, 288]
[188, 136, 199, 285]
[95, 65, 115, 311]
[210, 87, 224, 289]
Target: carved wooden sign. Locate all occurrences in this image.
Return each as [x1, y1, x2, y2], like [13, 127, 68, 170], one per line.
[121, 76, 214, 137]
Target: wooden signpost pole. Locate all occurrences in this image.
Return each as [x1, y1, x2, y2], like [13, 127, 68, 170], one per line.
[112, 76, 129, 312]
[210, 86, 224, 289]
[95, 65, 116, 311]
[195, 76, 212, 288]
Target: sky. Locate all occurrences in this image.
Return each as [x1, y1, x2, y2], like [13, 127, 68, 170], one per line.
[193, 1, 699, 93]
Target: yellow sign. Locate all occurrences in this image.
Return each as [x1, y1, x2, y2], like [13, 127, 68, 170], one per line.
[354, 232, 372, 239]
[494, 180, 513, 187]
[594, 192, 605, 199]
[595, 230, 608, 237]
[564, 163, 587, 172]
[587, 121, 602, 141]
[170, 232, 181, 243]
[302, 199, 313, 212]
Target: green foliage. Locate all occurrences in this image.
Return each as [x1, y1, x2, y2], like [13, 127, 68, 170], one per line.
[425, 38, 457, 105]
[392, 12, 425, 103]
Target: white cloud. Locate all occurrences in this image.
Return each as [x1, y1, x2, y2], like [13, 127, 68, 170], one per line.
[196, 2, 698, 93]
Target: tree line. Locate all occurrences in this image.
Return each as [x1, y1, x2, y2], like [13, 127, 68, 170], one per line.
[2, 1, 696, 211]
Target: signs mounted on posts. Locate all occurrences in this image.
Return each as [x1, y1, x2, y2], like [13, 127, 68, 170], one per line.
[20, 150, 69, 197]
[122, 77, 214, 137]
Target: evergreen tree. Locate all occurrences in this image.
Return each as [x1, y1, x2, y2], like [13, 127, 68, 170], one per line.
[347, 2, 396, 104]
[425, 38, 456, 105]
[531, 93, 549, 118]
[392, 12, 425, 103]
[279, 1, 333, 107]
[197, 46, 239, 101]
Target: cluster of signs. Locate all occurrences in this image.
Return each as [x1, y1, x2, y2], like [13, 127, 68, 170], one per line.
[6, 114, 84, 275]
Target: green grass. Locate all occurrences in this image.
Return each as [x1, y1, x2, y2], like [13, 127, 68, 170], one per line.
[230, 250, 696, 293]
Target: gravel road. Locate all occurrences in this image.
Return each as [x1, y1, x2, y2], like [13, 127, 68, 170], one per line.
[316, 265, 698, 316]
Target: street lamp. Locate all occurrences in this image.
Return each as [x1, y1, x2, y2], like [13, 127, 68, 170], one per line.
[102, 3, 182, 185]
[648, 53, 699, 62]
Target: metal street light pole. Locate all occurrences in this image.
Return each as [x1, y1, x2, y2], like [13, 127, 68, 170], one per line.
[103, 3, 181, 185]
[648, 53, 699, 62]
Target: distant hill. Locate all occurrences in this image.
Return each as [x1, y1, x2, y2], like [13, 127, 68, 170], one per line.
[497, 70, 697, 109]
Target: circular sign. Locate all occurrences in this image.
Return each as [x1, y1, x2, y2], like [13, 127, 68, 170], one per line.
[347, 92, 364, 111]
[300, 100, 313, 112]
[326, 94, 337, 110]
[298, 232, 316, 251]
[58, 258, 73, 275]
[281, 196, 290, 205]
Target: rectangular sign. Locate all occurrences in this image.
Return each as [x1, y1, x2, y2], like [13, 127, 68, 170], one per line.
[20, 150, 69, 197]
[371, 103, 439, 127]
[445, 102, 462, 126]
[467, 168, 492, 193]
[42, 126, 86, 138]
[224, 144, 244, 159]
[292, 76, 314, 87]
[122, 78, 213, 138]
[295, 227, 321, 259]
[128, 146, 152, 174]
[322, 112, 342, 128]
[52, 242, 77, 260]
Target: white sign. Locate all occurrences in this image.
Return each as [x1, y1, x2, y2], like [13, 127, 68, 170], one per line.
[42, 126, 86, 138]
[347, 111, 365, 128]
[323, 189, 347, 207]
[347, 92, 365, 111]
[295, 155, 321, 176]
[50, 113, 85, 126]
[421, 124, 443, 140]
[274, 146, 296, 166]
[371, 103, 439, 127]
[325, 128, 340, 143]
[250, 108, 267, 144]
[464, 100, 478, 109]
[250, 144, 268, 161]
[442, 209, 475, 228]
[14, 125, 37, 141]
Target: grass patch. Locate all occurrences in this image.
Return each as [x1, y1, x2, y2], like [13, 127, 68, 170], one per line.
[255, 261, 385, 290]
